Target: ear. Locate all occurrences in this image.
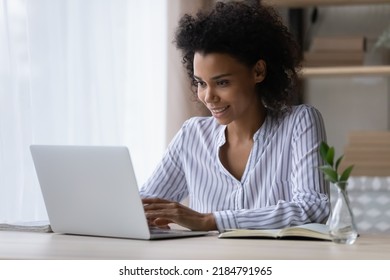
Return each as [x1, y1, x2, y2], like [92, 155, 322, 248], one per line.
[253, 59, 266, 83]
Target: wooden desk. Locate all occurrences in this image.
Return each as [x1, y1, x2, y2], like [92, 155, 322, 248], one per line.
[0, 231, 389, 259]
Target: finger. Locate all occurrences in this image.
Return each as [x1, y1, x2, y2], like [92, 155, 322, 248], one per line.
[151, 224, 171, 230]
[154, 218, 172, 227]
[145, 209, 173, 218]
[145, 208, 180, 223]
[144, 202, 179, 211]
[148, 217, 172, 229]
[142, 198, 171, 204]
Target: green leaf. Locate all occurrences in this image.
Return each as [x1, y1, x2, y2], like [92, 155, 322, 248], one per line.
[335, 155, 344, 172]
[336, 182, 347, 191]
[317, 142, 355, 189]
[319, 142, 329, 162]
[326, 147, 335, 167]
[340, 165, 354, 182]
[319, 166, 338, 183]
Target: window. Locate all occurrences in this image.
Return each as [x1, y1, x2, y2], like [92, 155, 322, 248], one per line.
[0, 0, 167, 222]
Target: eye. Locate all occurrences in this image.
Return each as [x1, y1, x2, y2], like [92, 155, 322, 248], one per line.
[195, 80, 206, 88]
[216, 79, 230, 87]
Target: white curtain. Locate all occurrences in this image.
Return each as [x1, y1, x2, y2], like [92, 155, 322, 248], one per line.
[0, 0, 167, 222]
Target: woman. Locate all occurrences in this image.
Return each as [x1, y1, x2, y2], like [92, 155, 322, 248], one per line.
[141, 1, 329, 232]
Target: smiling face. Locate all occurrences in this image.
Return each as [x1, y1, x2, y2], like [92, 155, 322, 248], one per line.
[194, 52, 266, 126]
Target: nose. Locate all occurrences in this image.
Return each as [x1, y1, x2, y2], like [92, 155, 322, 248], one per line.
[203, 87, 219, 104]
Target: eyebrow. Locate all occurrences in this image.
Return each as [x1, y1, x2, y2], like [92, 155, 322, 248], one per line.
[193, 73, 233, 81]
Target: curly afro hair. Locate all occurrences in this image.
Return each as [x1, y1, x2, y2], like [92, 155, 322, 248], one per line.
[174, 1, 302, 115]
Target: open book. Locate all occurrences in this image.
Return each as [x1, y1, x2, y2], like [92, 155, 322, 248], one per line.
[218, 223, 331, 241]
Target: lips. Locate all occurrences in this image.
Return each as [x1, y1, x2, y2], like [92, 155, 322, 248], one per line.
[209, 106, 229, 115]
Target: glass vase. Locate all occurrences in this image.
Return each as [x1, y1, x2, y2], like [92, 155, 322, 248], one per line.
[329, 184, 358, 245]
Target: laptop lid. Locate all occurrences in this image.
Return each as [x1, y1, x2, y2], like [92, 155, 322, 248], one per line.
[30, 145, 155, 240]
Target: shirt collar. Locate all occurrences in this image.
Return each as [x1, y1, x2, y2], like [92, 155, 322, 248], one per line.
[215, 114, 270, 147]
[216, 124, 227, 147]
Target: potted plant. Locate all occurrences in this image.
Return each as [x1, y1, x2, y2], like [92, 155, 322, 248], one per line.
[319, 141, 358, 244]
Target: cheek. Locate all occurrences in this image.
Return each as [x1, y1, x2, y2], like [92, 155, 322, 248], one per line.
[197, 89, 205, 102]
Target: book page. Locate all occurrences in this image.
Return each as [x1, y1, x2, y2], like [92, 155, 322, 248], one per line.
[218, 223, 331, 240]
[280, 223, 331, 240]
[218, 228, 281, 238]
[286, 223, 329, 234]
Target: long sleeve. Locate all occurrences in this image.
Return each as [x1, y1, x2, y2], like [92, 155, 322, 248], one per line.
[213, 106, 330, 231]
[139, 123, 189, 203]
[140, 105, 330, 232]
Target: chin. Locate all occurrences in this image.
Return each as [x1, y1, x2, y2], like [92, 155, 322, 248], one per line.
[213, 117, 231, 126]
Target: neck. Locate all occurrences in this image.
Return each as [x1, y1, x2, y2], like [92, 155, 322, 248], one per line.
[226, 105, 267, 142]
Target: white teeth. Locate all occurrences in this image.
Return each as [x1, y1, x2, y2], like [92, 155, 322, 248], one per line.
[211, 106, 228, 113]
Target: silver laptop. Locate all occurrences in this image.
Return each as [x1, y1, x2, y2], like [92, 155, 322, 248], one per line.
[30, 145, 209, 240]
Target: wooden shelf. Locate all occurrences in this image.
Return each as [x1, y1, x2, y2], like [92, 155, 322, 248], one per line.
[264, 0, 390, 7]
[262, 1, 390, 77]
[300, 65, 390, 77]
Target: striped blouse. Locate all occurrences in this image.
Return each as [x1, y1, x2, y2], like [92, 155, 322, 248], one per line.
[140, 104, 330, 232]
